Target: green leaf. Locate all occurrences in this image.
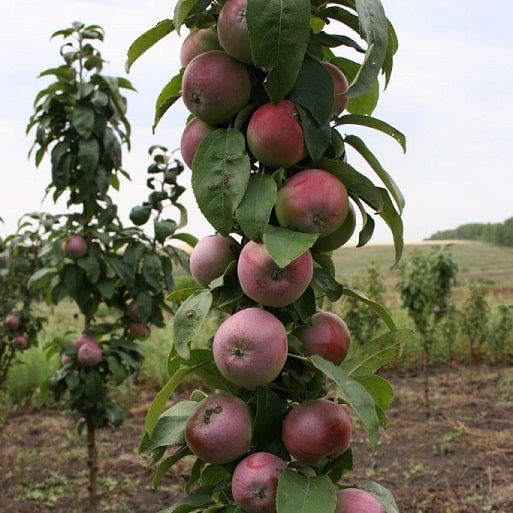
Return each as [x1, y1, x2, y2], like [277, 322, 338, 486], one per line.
[153, 69, 183, 132]
[343, 286, 396, 330]
[192, 129, 250, 236]
[276, 469, 337, 513]
[263, 225, 318, 269]
[139, 400, 198, 456]
[236, 173, 277, 242]
[173, 289, 213, 359]
[378, 187, 404, 266]
[152, 445, 193, 489]
[253, 387, 283, 447]
[361, 482, 399, 513]
[78, 136, 100, 173]
[142, 254, 163, 292]
[70, 104, 95, 138]
[347, 0, 388, 99]
[309, 355, 380, 451]
[125, 19, 174, 72]
[337, 114, 406, 152]
[312, 267, 344, 302]
[77, 253, 101, 283]
[173, 0, 198, 34]
[341, 329, 411, 380]
[247, 0, 311, 102]
[344, 134, 405, 214]
[154, 219, 177, 243]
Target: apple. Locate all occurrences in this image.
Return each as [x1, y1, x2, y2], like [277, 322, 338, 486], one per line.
[282, 398, 352, 465]
[60, 353, 72, 366]
[213, 307, 288, 389]
[217, 0, 253, 65]
[63, 234, 88, 258]
[189, 234, 238, 287]
[4, 314, 21, 330]
[180, 118, 216, 169]
[12, 335, 28, 348]
[296, 311, 351, 365]
[126, 301, 139, 322]
[237, 241, 313, 308]
[185, 393, 253, 464]
[231, 452, 287, 513]
[180, 27, 222, 68]
[335, 488, 385, 513]
[247, 100, 307, 169]
[77, 341, 102, 366]
[314, 202, 357, 252]
[74, 333, 98, 348]
[182, 50, 251, 125]
[130, 322, 150, 340]
[275, 168, 349, 237]
[322, 61, 350, 116]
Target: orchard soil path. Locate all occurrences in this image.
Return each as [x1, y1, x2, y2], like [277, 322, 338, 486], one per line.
[1, 365, 512, 513]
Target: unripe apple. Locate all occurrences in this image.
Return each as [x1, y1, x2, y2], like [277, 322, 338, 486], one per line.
[275, 168, 349, 237]
[282, 399, 352, 465]
[314, 202, 357, 252]
[185, 393, 253, 464]
[63, 234, 88, 258]
[296, 311, 351, 365]
[180, 118, 216, 169]
[77, 341, 102, 366]
[130, 322, 151, 340]
[74, 333, 98, 348]
[213, 307, 288, 389]
[231, 452, 287, 513]
[189, 234, 238, 287]
[247, 100, 307, 168]
[12, 335, 28, 348]
[4, 314, 21, 330]
[335, 488, 385, 513]
[182, 50, 251, 125]
[217, 0, 253, 64]
[322, 61, 350, 116]
[180, 27, 222, 68]
[237, 241, 313, 308]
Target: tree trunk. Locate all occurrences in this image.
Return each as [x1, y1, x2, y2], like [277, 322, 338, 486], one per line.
[86, 416, 98, 513]
[423, 344, 430, 419]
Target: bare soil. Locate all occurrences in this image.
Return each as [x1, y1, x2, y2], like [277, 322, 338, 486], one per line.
[1, 365, 512, 513]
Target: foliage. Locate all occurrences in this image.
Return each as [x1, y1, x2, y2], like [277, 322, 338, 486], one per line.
[127, 1, 411, 512]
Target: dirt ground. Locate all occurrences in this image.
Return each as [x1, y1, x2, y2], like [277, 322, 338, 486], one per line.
[1, 365, 512, 513]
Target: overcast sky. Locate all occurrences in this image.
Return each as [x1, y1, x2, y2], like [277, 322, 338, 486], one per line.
[1, 0, 512, 245]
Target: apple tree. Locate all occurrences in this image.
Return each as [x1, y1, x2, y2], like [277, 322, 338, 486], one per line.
[26, 22, 191, 513]
[127, 1, 410, 512]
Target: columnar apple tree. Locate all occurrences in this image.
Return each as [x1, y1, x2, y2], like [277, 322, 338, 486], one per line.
[26, 22, 190, 513]
[127, 1, 410, 512]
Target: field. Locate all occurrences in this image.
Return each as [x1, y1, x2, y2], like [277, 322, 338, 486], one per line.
[1, 240, 513, 513]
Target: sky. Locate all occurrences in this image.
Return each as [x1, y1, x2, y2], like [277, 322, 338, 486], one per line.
[1, 0, 512, 245]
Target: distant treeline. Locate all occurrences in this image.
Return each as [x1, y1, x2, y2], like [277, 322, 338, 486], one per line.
[427, 217, 513, 247]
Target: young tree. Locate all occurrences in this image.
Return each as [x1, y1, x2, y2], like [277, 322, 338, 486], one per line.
[128, 1, 410, 512]
[26, 22, 190, 512]
[397, 246, 458, 416]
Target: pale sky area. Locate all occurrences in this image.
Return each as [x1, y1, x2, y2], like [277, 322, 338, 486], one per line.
[1, 0, 512, 245]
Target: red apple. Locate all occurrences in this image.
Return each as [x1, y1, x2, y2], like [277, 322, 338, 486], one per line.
[74, 333, 98, 348]
[314, 202, 357, 252]
[77, 341, 102, 366]
[182, 50, 251, 125]
[4, 314, 21, 330]
[296, 311, 351, 365]
[237, 241, 313, 308]
[126, 301, 139, 322]
[322, 61, 350, 116]
[217, 0, 253, 64]
[12, 335, 28, 348]
[180, 118, 216, 169]
[282, 398, 352, 465]
[63, 234, 88, 258]
[231, 452, 287, 513]
[247, 100, 307, 168]
[275, 168, 349, 237]
[185, 393, 253, 464]
[130, 322, 150, 340]
[189, 234, 238, 287]
[213, 307, 288, 389]
[60, 353, 72, 366]
[336, 488, 385, 513]
[180, 27, 222, 68]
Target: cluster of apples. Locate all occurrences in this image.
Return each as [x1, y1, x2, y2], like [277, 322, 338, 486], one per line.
[4, 314, 28, 349]
[176, 0, 384, 512]
[60, 333, 103, 367]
